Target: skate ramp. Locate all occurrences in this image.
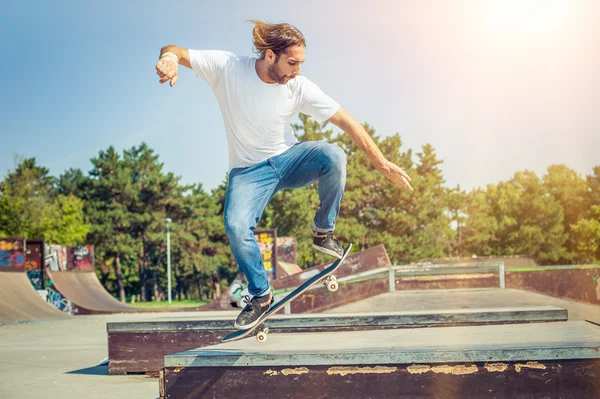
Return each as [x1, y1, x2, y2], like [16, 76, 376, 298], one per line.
[0, 272, 70, 323]
[46, 271, 135, 314]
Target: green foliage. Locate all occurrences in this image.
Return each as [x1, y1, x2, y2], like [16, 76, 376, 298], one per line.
[43, 195, 90, 246]
[543, 164, 590, 262]
[462, 189, 498, 256]
[2, 116, 599, 302]
[55, 144, 231, 301]
[570, 206, 600, 263]
[485, 170, 568, 263]
[587, 167, 600, 209]
[0, 157, 89, 244]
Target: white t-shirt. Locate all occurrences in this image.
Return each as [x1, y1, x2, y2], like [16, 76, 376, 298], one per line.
[189, 50, 341, 171]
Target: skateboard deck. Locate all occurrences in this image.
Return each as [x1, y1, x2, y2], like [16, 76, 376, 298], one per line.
[222, 243, 353, 343]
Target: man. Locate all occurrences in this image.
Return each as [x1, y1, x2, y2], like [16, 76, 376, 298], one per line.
[156, 20, 413, 330]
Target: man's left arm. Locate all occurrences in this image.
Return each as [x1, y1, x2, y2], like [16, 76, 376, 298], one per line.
[329, 107, 413, 191]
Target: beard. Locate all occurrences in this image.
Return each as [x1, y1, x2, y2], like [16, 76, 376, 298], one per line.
[267, 63, 289, 84]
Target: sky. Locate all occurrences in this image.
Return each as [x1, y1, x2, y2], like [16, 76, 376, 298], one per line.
[1, 0, 598, 192]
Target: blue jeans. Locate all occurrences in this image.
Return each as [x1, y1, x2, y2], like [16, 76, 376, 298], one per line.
[224, 141, 347, 296]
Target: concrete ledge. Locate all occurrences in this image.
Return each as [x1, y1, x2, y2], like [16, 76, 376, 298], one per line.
[108, 306, 566, 332]
[165, 321, 600, 368]
[161, 321, 600, 398]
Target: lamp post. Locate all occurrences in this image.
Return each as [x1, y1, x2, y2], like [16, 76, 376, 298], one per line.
[166, 218, 172, 304]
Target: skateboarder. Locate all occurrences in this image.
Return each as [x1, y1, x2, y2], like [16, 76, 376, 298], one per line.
[156, 20, 413, 330]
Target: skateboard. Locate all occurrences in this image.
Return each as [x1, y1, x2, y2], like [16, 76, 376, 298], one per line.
[221, 243, 353, 343]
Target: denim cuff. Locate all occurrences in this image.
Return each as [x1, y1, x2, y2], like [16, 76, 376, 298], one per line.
[312, 221, 334, 234]
[257, 286, 272, 297]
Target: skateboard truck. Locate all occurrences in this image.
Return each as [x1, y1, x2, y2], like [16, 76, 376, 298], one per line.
[323, 275, 338, 292]
[256, 325, 270, 342]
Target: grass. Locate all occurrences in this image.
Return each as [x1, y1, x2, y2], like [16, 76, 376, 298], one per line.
[128, 299, 211, 308]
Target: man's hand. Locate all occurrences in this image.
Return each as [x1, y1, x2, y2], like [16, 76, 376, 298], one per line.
[156, 53, 179, 87]
[378, 160, 413, 191]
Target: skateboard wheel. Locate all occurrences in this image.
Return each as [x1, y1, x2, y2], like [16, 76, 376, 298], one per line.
[329, 275, 337, 283]
[263, 327, 269, 334]
[327, 281, 338, 292]
[256, 331, 268, 343]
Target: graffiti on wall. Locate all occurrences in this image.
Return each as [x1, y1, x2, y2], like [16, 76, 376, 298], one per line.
[44, 280, 79, 314]
[25, 241, 44, 290]
[254, 229, 277, 281]
[68, 245, 94, 271]
[44, 244, 68, 272]
[277, 236, 297, 264]
[0, 238, 25, 270]
[27, 270, 44, 291]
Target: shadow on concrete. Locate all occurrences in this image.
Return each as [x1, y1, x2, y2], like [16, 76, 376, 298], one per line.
[65, 365, 108, 375]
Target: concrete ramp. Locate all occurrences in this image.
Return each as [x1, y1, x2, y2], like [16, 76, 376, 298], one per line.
[46, 270, 206, 315]
[46, 271, 135, 314]
[0, 272, 70, 323]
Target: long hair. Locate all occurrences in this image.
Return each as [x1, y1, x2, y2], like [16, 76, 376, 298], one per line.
[248, 20, 306, 59]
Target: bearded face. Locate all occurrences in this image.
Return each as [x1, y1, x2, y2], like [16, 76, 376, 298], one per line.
[264, 47, 304, 84]
[267, 57, 287, 84]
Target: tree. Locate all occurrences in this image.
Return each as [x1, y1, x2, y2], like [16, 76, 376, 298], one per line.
[0, 157, 88, 245]
[168, 183, 231, 300]
[399, 143, 452, 261]
[462, 188, 498, 256]
[486, 171, 568, 264]
[543, 164, 590, 262]
[587, 167, 600, 210]
[84, 147, 138, 302]
[122, 143, 183, 301]
[447, 185, 467, 257]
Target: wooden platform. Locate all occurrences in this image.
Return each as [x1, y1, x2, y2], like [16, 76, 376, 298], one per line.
[161, 321, 600, 398]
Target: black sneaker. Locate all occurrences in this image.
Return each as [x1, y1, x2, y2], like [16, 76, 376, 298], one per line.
[313, 232, 344, 259]
[234, 292, 274, 330]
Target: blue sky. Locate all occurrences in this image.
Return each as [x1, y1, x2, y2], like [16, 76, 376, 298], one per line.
[1, 0, 598, 192]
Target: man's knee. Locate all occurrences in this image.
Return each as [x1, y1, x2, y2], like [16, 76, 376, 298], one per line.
[321, 143, 347, 171]
[224, 215, 250, 239]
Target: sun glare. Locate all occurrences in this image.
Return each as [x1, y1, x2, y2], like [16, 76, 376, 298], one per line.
[484, 0, 570, 33]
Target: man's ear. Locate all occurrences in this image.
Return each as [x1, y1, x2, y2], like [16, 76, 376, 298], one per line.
[265, 49, 276, 64]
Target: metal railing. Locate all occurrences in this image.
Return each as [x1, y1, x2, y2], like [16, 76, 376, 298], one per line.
[279, 261, 506, 314]
[330, 261, 506, 292]
[277, 262, 600, 315]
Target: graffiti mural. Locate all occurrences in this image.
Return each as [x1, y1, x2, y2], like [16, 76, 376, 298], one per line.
[68, 245, 94, 271]
[25, 241, 44, 290]
[254, 229, 277, 281]
[27, 270, 44, 291]
[0, 238, 26, 271]
[44, 281, 79, 314]
[277, 236, 297, 264]
[44, 244, 68, 272]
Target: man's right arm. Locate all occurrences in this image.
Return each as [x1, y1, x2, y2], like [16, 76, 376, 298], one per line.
[156, 45, 191, 87]
[157, 47, 231, 88]
[159, 45, 191, 69]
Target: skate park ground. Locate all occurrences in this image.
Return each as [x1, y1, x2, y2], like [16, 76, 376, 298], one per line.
[0, 310, 237, 399]
[2, 289, 600, 399]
